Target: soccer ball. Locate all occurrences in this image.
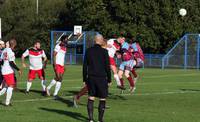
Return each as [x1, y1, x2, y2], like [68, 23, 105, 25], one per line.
[179, 8, 187, 17]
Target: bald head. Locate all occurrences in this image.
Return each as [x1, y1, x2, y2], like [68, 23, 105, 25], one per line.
[95, 34, 104, 45]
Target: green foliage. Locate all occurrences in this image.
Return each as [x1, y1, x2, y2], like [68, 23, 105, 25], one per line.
[1, 0, 200, 55]
[0, 0, 65, 57]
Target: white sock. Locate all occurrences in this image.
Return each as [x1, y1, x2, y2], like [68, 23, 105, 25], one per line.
[114, 74, 121, 86]
[6, 87, 13, 105]
[0, 87, 7, 96]
[47, 79, 57, 90]
[53, 82, 61, 96]
[41, 80, 46, 91]
[26, 81, 32, 92]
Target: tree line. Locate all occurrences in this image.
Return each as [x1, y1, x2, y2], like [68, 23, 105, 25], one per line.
[0, 0, 200, 57]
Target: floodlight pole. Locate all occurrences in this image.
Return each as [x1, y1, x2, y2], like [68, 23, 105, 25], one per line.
[36, 0, 39, 15]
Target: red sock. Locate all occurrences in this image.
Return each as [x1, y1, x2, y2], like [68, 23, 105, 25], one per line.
[77, 85, 88, 100]
[127, 76, 135, 87]
[131, 69, 138, 78]
[120, 78, 124, 87]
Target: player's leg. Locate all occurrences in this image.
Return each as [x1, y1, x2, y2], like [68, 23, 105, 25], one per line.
[111, 65, 121, 87]
[26, 69, 35, 93]
[131, 68, 138, 78]
[53, 65, 65, 97]
[124, 70, 135, 93]
[109, 57, 122, 88]
[95, 77, 108, 122]
[88, 96, 95, 122]
[73, 84, 88, 107]
[118, 62, 126, 88]
[38, 69, 46, 92]
[53, 73, 63, 97]
[46, 65, 60, 96]
[0, 81, 7, 96]
[98, 99, 106, 122]
[87, 77, 96, 122]
[118, 70, 124, 87]
[3, 73, 15, 106]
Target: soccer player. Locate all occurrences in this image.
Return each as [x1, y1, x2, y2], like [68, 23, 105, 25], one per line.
[46, 35, 68, 98]
[21, 41, 47, 94]
[106, 39, 125, 89]
[117, 36, 136, 93]
[130, 40, 144, 82]
[0, 39, 21, 106]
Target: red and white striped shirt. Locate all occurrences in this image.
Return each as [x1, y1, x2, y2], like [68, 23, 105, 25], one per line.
[22, 48, 46, 70]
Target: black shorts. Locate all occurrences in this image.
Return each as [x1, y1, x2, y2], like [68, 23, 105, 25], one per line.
[86, 76, 108, 98]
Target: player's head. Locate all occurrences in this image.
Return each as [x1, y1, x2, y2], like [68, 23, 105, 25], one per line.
[34, 40, 41, 49]
[6, 41, 10, 48]
[117, 36, 125, 44]
[94, 34, 104, 46]
[60, 35, 68, 45]
[0, 40, 5, 49]
[126, 32, 134, 43]
[9, 38, 17, 49]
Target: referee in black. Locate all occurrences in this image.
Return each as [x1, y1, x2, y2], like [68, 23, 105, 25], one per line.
[83, 34, 111, 122]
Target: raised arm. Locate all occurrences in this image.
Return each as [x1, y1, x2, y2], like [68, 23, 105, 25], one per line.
[21, 49, 29, 68]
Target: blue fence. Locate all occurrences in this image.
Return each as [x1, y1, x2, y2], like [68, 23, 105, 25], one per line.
[144, 54, 165, 68]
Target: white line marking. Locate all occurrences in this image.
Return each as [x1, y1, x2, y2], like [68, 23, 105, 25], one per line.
[13, 90, 199, 103]
[144, 73, 199, 78]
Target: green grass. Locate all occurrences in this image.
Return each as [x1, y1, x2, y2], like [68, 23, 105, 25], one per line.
[0, 65, 200, 122]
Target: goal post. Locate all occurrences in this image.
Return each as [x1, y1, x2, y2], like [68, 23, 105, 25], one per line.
[162, 34, 200, 69]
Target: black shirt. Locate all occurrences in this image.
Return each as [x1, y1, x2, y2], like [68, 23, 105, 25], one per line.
[83, 44, 111, 83]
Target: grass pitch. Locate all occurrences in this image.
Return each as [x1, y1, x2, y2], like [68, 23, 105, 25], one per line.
[0, 65, 199, 122]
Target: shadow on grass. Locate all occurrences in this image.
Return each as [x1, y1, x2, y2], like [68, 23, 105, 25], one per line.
[180, 89, 200, 92]
[16, 88, 45, 96]
[54, 96, 74, 107]
[39, 107, 88, 121]
[108, 93, 127, 100]
[67, 90, 127, 100]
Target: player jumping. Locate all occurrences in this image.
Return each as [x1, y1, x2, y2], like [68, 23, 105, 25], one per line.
[46, 35, 68, 98]
[21, 41, 47, 95]
[117, 36, 136, 93]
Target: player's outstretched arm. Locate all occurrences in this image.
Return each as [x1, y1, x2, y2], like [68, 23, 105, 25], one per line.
[21, 56, 27, 68]
[21, 49, 29, 68]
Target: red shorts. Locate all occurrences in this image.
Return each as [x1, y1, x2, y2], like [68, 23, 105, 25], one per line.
[3, 73, 15, 86]
[55, 64, 65, 74]
[109, 57, 116, 66]
[28, 69, 45, 80]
